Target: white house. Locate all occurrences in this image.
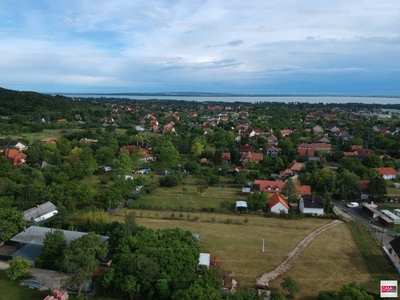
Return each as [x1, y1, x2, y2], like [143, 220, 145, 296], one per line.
[5, 140, 28, 151]
[298, 194, 324, 215]
[269, 193, 289, 214]
[374, 167, 397, 180]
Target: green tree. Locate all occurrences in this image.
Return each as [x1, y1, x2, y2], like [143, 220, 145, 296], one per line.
[281, 276, 300, 298]
[367, 175, 387, 202]
[152, 135, 180, 168]
[282, 177, 298, 203]
[6, 256, 30, 280]
[270, 291, 286, 300]
[191, 141, 204, 158]
[0, 207, 24, 241]
[363, 154, 383, 168]
[317, 282, 373, 300]
[40, 229, 67, 265]
[247, 191, 269, 210]
[116, 150, 132, 175]
[62, 232, 108, 296]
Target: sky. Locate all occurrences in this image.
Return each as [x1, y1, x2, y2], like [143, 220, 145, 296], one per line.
[1, 0, 400, 95]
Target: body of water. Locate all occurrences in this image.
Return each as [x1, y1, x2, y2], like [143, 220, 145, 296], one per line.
[58, 94, 400, 105]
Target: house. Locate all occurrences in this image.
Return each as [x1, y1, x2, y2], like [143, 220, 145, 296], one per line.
[118, 146, 155, 162]
[254, 180, 286, 193]
[280, 129, 292, 137]
[23, 202, 58, 223]
[266, 146, 279, 157]
[298, 194, 324, 215]
[239, 144, 252, 154]
[375, 167, 397, 180]
[239, 152, 263, 164]
[266, 134, 278, 145]
[269, 193, 289, 214]
[279, 160, 305, 177]
[312, 125, 323, 133]
[5, 140, 28, 151]
[245, 129, 261, 137]
[297, 143, 331, 153]
[5, 149, 27, 166]
[314, 137, 331, 143]
[222, 152, 231, 163]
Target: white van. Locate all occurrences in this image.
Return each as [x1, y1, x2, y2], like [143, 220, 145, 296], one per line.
[347, 202, 359, 208]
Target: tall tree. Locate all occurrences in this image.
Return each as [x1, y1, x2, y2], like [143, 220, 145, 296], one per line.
[40, 229, 67, 265]
[0, 207, 24, 241]
[62, 232, 108, 295]
[282, 177, 298, 203]
[367, 175, 387, 202]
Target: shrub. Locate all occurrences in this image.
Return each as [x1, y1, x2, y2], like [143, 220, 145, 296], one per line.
[193, 216, 200, 221]
[244, 218, 249, 224]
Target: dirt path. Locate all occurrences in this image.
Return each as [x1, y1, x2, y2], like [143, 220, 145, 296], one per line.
[256, 219, 343, 287]
[0, 261, 68, 291]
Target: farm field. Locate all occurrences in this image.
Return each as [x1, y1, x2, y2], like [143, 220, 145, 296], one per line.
[108, 208, 372, 296]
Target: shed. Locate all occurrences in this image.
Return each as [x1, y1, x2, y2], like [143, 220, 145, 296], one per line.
[381, 210, 400, 224]
[23, 202, 58, 223]
[235, 201, 248, 213]
[197, 253, 210, 271]
[394, 209, 400, 217]
[379, 215, 395, 229]
[363, 205, 381, 219]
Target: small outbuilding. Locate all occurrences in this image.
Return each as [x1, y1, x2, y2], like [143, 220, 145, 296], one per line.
[197, 253, 210, 271]
[379, 215, 394, 229]
[235, 201, 248, 213]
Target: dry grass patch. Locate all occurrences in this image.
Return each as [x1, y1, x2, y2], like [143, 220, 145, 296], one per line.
[268, 223, 371, 300]
[111, 208, 332, 289]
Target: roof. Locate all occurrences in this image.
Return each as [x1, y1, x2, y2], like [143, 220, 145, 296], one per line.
[269, 193, 289, 210]
[236, 201, 248, 208]
[198, 253, 210, 266]
[296, 185, 311, 195]
[300, 194, 324, 209]
[222, 152, 231, 161]
[359, 180, 370, 193]
[10, 226, 109, 246]
[240, 152, 263, 162]
[23, 202, 57, 222]
[375, 167, 397, 175]
[255, 180, 286, 192]
[11, 244, 43, 261]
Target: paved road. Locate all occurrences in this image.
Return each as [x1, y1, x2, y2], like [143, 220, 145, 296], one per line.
[332, 200, 394, 247]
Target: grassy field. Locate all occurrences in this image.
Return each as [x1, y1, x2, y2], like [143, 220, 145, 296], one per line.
[130, 183, 243, 211]
[12, 129, 72, 144]
[268, 223, 372, 299]
[110, 208, 344, 291]
[0, 271, 51, 300]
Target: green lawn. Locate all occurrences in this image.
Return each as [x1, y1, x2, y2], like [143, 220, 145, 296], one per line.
[130, 183, 244, 211]
[0, 271, 51, 300]
[13, 129, 80, 144]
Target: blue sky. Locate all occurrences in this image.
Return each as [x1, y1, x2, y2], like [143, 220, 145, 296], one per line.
[1, 0, 400, 95]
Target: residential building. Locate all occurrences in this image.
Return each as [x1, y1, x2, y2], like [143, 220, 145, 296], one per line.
[298, 194, 324, 215]
[269, 193, 289, 214]
[374, 167, 397, 180]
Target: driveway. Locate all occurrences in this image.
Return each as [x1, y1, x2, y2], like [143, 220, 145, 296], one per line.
[0, 261, 68, 291]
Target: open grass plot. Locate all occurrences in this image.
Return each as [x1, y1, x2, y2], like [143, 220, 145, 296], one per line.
[110, 208, 332, 289]
[268, 223, 372, 300]
[130, 184, 243, 211]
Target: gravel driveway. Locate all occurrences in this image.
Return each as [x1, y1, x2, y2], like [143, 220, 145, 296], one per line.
[0, 261, 68, 291]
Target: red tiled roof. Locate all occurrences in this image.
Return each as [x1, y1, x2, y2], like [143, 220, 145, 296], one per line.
[5, 149, 27, 165]
[298, 148, 315, 157]
[269, 193, 289, 210]
[374, 167, 397, 175]
[280, 129, 292, 136]
[296, 185, 311, 195]
[222, 152, 231, 161]
[240, 152, 263, 162]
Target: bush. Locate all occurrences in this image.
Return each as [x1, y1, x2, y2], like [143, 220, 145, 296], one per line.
[159, 172, 182, 187]
[144, 184, 157, 194]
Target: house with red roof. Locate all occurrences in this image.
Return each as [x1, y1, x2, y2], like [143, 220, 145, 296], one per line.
[280, 129, 292, 137]
[118, 146, 155, 162]
[5, 149, 27, 166]
[245, 129, 261, 137]
[222, 152, 231, 163]
[239, 152, 263, 164]
[279, 160, 305, 177]
[239, 144, 253, 154]
[252, 179, 311, 196]
[374, 167, 397, 180]
[269, 193, 289, 214]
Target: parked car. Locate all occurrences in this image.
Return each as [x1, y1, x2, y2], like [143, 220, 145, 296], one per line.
[347, 202, 359, 208]
[67, 281, 93, 293]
